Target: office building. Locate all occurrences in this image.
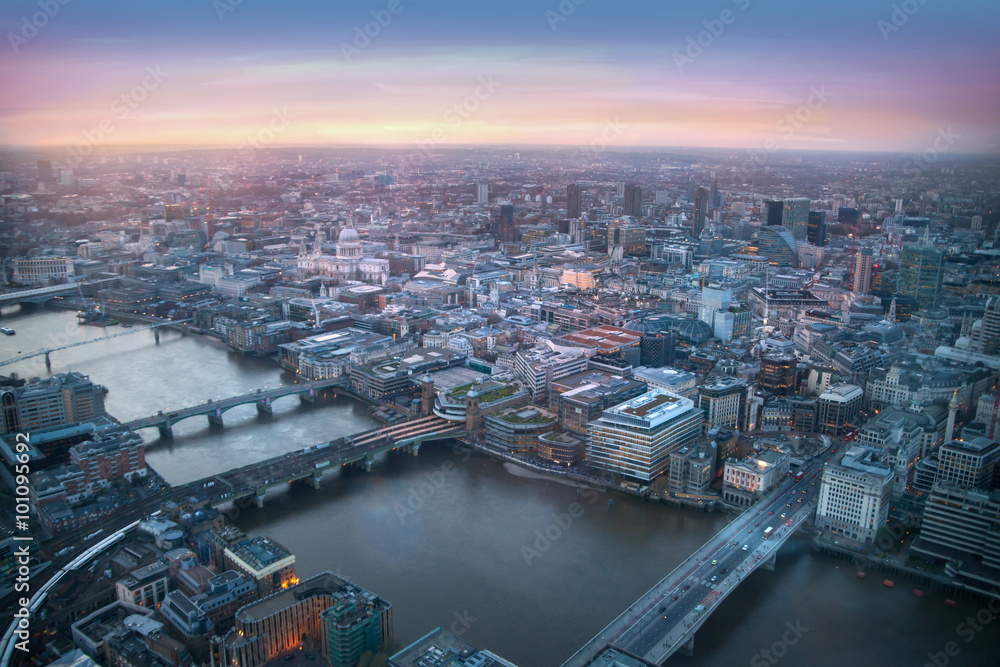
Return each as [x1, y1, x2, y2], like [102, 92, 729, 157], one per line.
[807, 211, 827, 246]
[815, 446, 893, 543]
[551, 370, 647, 434]
[853, 248, 874, 294]
[838, 207, 859, 226]
[639, 332, 676, 368]
[913, 485, 1000, 581]
[37, 159, 53, 182]
[115, 561, 171, 608]
[756, 226, 799, 267]
[898, 245, 944, 310]
[765, 200, 784, 226]
[586, 389, 703, 482]
[223, 536, 297, 597]
[760, 353, 797, 396]
[668, 438, 716, 495]
[722, 449, 790, 506]
[693, 188, 709, 238]
[484, 406, 558, 454]
[69, 431, 147, 489]
[624, 184, 642, 218]
[476, 183, 489, 205]
[632, 366, 698, 398]
[496, 205, 518, 243]
[973, 296, 1000, 356]
[697, 376, 749, 431]
[567, 183, 582, 219]
[782, 198, 810, 239]
[937, 437, 1000, 490]
[222, 572, 392, 667]
[817, 384, 863, 436]
[12, 256, 75, 284]
[0, 372, 108, 440]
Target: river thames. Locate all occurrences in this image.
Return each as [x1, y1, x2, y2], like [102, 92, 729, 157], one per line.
[2, 306, 998, 666]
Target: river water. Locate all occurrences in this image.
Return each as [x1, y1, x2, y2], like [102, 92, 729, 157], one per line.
[2, 306, 998, 667]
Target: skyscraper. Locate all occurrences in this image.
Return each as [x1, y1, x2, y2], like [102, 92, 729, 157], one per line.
[765, 199, 784, 226]
[476, 183, 489, 205]
[838, 207, 860, 227]
[853, 247, 874, 293]
[898, 244, 944, 310]
[807, 211, 827, 246]
[756, 226, 799, 267]
[783, 197, 810, 239]
[693, 187, 709, 238]
[496, 204, 518, 243]
[37, 159, 53, 182]
[567, 183, 582, 219]
[624, 184, 642, 218]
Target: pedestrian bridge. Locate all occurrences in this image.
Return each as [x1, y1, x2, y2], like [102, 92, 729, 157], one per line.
[0, 279, 117, 309]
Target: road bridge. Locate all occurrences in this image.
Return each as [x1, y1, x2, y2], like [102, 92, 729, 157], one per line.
[122, 377, 349, 437]
[0, 279, 117, 310]
[562, 460, 824, 666]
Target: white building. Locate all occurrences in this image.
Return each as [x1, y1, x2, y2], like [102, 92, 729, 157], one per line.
[815, 446, 893, 543]
[586, 389, 703, 482]
[722, 449, 790, 506]
[296, 222, 389, 285]
[13, 256, 75, 284]
[632, 366, 697, 398]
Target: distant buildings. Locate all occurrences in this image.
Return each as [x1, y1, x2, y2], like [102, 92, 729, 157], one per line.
[0, 372, 107, 439]
[817, 384, 863, 436]
[391, 627, 518, 667]
[807, 211, 826, 246]
[852, 248, 874, 294]
[13, 256, 75, 285]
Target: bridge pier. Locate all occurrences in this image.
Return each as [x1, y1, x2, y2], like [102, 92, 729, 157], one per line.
[158, 424, 173, 439]
[208, 410, 224, 428]
[677, 634, 695, 657]
[256, 398, 272, 416]
[299, 389, 317, 404]
[154, 328, 160, 344]
[255, 488, 266, 508]
[410, 443, 420, 457]
[312, 469, 322, 489]
[762, 553, 777, 571]
[44, 351, 51, 370]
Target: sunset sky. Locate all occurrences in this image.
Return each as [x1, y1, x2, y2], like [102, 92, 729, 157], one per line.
[2, 0, 998, 154]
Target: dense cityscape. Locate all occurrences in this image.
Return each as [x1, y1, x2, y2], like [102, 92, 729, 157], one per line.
[0, 145, 998, 666]
[3, 0, 1000, 666]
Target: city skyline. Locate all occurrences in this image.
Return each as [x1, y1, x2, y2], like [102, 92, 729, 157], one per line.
[2, 0, 999, 154]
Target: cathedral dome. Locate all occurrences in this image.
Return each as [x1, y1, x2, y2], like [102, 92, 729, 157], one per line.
[338, 226, 361, 245]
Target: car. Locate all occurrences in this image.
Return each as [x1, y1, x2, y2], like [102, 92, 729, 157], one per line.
[769, 511, 774, 514]
[659, 606, 666, 613]
[748, 528, 753, 533]
[781, 513, 786, 518]
[787, 503, 792, 507]
[711, 559, 718, 565]
[792, 490, 797, 495]
[832, 449, 837, 453]
[672, 596, 678, 601]
[811, 473, 816, 477]
[798, 498, 803, 502]
[683, 585, 690, 590]
[284, 656, 294, 662]
[711, 575, 718, 582]
[755, 522, 760, 526]
[733, 541, 738, 546]
[742, 545, 749, 551]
